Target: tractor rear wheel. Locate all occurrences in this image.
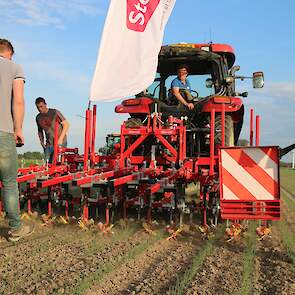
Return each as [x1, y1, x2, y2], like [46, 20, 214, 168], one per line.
[215, 115, 234, 146]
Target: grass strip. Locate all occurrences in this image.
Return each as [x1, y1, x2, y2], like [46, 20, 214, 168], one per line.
[277, 220, 295, 270]
[169, 224, 225, 295]
[280, 167, 295, 193]
[70, 229, 166, 295]
[282, 191, 295, 213]
[238, 221, 257, 295]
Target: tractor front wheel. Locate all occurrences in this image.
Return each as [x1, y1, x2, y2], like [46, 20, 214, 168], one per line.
[215, 115, 234, 146]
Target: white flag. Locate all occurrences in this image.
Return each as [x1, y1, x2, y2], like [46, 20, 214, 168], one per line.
[90, 0, 176, 101]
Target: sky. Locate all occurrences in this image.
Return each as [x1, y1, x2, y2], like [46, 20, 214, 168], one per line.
[1, 0, 295, 161]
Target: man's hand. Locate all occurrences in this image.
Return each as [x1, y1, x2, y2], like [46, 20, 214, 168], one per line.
[57, 138, 63, 146]
[14, 130, 24, 145]
[187, 103, 194, 110]
[41, 142, 46, 149]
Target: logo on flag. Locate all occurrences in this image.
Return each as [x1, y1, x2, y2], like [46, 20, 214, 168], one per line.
[127, 0, 161, 32]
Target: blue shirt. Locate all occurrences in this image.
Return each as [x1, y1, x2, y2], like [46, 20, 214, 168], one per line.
[171, 77, 191, 93]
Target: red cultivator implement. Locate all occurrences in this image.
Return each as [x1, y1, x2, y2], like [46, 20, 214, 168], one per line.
[0, 43, 288, 231]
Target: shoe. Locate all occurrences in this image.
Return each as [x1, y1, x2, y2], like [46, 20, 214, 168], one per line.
[8, 223, 35, 242]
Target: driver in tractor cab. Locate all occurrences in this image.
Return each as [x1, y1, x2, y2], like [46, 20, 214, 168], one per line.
[170, 64, 195, 110]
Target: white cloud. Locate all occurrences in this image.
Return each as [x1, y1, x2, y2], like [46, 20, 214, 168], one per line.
[0, 0, 103, 29]
[250, 82, 295, 101]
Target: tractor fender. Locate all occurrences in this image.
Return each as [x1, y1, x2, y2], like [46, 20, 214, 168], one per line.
[115, 97, 153, 114]
[201, 96, 244, 123]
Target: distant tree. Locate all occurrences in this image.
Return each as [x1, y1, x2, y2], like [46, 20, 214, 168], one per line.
[280, 161, 292, 167]
[18, 152, 43, 160]
[237, 139, 250, 146]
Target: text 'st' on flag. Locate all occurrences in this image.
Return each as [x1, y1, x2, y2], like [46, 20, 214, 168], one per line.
[90, 0, 176, 101]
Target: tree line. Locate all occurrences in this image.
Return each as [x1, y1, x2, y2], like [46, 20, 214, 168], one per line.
[18, 152, 43, 160]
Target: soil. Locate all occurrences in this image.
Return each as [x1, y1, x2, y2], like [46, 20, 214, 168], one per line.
[0, 190, 294, 295]
[85, 231, 202, 295]
[253, 226, 295, 295]
[184, 238, 245, 295]
[0, 220, 149, 295]
[252, 191, 295, 295]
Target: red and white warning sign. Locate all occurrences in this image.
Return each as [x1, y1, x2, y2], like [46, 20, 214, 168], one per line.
[219, 146, 280, 202]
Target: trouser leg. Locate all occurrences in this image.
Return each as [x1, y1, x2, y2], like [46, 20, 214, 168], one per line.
[44, 146, 54, 164]
[0, 132, 21, 230]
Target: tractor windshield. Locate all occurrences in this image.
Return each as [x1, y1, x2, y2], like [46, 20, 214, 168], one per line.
[146, 46, 225, 100]
[147, 73, 214, 98]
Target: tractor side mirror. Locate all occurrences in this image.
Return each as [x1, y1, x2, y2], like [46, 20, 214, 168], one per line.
[206, 78, 213, 88]
[253, 72, 264, 88]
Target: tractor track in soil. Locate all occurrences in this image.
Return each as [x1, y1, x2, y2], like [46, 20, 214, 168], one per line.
[281, 186, 295, 202]
[281, 197, 295, 235]
[253, 226, 295, 295]
[252, 189, 295, 295]
[84, 230, 203, 295]
[0, 221, 149, 295]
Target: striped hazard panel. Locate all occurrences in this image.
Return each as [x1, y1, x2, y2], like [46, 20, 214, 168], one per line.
[219, 146, 280, 220]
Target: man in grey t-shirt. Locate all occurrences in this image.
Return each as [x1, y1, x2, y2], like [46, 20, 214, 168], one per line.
[0, 38, 34, 241]
[35, 97, 69, 163]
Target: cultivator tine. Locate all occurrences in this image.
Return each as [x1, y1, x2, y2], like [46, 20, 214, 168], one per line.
[142, 222, 155, 235]
[225, 223, 247, 242]
[256, 225, 271, 241]
[179, 211, 183, 227]
[83, 204, 89, 221]
[21, 212, 32, 221]
[78, 218, 89, 230]
[97, 222, 114, 236]
[166, 225, 183, 241]
[122, 201, 127, 220]
[47, 200, 52, 217]
[78, 217, 94, 230]
[41, 214, 57, 226]
[27, 199, 32, 214]
[146, 206, 152, 224]
[105, 205, 110, 226]
[65, 200, 69, 220]
[198, 224, 215, 239]
[59, 216, 68, 225]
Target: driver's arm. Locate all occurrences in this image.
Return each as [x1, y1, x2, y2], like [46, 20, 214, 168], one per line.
[172, 87, 194, 110]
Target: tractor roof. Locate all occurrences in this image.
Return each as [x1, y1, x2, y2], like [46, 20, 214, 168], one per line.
[158, 43, 235, 75]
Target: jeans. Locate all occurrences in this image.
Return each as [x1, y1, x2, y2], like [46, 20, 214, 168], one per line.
[44, 146, 54, 164]
[0, 131, 21, 230]
[44, 144, 67, 164]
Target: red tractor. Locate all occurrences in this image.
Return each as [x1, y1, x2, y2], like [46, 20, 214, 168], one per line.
[108, 43, 272, 225]
[116, 43, 264, 149]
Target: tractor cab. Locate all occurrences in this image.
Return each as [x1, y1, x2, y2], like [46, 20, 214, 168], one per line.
[148, 43, 235, 103]
[115, 43, 264, 145]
